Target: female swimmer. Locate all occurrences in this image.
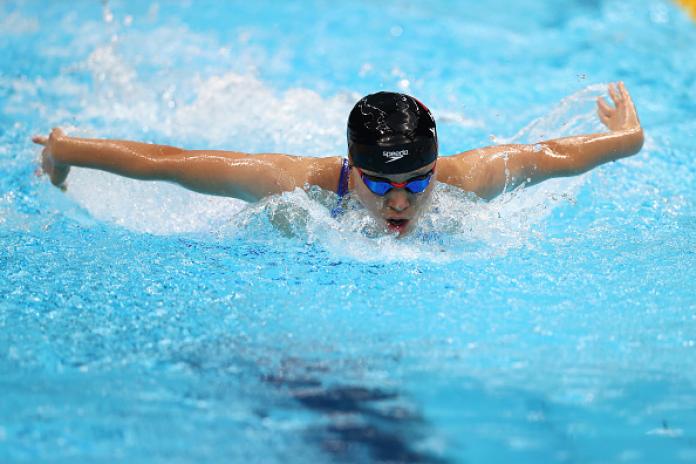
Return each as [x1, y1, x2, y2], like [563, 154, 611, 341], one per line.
[34, 82, 643, 235]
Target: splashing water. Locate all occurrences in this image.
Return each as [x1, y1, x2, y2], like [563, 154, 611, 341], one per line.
[40, 38, 604, 262]
[5, 2, 607, 262]
[3, 1, 696, 463]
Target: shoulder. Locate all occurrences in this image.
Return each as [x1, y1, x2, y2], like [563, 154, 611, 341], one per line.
[437, 144, 532, 200]
[438, 148, 506, 199]
[305, 156, 345, 192]
[437, 151, 485, 192]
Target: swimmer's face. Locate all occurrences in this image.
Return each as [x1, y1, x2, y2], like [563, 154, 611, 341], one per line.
[352, 160, 437, 236]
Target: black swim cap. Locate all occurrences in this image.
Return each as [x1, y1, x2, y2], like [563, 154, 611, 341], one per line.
[347, 91, 438, 174]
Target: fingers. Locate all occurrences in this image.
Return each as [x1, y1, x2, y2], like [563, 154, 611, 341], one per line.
[598, 81, 642, 131]
[618, 81, 631, 100]
[617, 81, 635, 111]
[597, 97, 613, 117]
[618, 81, 641, 126]
[597, 105, 611, 127]
[32, 135, 48, 146]
[34, 135, 71, 188]
[617, 82, 633, 108]
[33, 128, 65, 146]
[51, 165, 70, 187]
[608, 82, 623, 107]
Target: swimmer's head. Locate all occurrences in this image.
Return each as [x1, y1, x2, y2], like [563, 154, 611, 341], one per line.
[347, 91, 438, 174]
[347, 92, 439, 235]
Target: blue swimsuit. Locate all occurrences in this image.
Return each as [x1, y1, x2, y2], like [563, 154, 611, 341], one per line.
[331, 158, 350, 218]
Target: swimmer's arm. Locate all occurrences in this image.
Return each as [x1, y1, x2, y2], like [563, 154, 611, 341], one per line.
[154, 150, 341, 202]
[440, 82, 644, 200]
[32, 129, 341, 201]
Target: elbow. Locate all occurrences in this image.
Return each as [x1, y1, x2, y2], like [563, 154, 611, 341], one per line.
[626, 127, 644, 156]
[609, 127, 644, 162]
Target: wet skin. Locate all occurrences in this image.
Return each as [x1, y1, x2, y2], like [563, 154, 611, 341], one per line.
[34, 83, 644, 238]
[349, 161, 437, 236]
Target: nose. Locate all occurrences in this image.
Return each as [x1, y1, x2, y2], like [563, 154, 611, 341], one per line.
[385, 189, 411, 212]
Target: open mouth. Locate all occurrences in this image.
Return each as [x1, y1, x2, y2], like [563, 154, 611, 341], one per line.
[385, 218, 410, 233]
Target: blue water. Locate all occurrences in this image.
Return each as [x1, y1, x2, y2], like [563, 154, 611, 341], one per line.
[1, 0, 696, 462]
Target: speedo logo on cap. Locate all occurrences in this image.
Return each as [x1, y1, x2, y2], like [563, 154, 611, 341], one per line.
[382, 149, 408, 163]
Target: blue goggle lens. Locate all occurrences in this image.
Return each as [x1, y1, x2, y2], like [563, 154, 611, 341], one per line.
[359, 169, 434, 196]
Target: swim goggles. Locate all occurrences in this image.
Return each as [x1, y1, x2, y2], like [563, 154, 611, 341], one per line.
[357, 165, 435, 196]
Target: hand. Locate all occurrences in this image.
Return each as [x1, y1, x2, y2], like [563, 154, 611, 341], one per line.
[596, 82, 641, 132]
[32, 128, 70, 189]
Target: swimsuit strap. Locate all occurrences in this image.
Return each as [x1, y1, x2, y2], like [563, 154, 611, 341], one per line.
[337, 158, 350, 198]
[331, 158, 350, 218]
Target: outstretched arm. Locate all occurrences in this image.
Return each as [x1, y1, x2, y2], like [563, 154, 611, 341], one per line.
[439, 82, 644, 200]
[32, 129, 341, 202]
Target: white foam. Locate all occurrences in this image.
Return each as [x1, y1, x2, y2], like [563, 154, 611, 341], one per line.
[498, 84, 608, 144]
[66, 170, 246, 235]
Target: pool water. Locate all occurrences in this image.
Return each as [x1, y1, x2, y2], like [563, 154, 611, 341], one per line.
[1, 0, 696, 462]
